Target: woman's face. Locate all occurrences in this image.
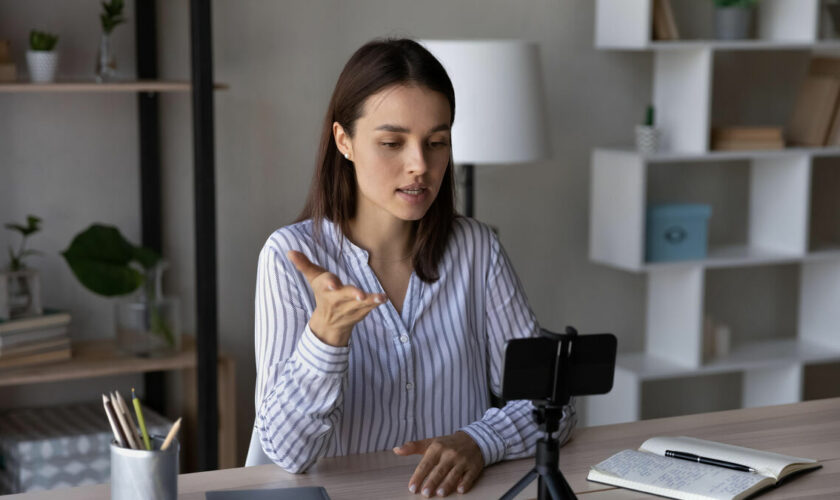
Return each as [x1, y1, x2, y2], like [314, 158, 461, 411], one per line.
[335, 84, 452, 223]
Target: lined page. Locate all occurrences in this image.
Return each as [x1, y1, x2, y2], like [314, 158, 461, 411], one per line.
[641, 436, 817, 479]
[589, 450, 768, 500]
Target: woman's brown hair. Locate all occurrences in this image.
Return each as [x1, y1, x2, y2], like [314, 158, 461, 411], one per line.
[297, 37, 457, 283]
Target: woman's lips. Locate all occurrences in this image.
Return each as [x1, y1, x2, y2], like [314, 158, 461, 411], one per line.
[396, 187, 429, 203]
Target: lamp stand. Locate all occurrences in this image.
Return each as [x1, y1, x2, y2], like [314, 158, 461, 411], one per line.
[462, 163, 475, 217]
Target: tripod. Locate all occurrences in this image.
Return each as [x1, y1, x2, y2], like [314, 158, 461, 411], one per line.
[499, 405, 576, 500]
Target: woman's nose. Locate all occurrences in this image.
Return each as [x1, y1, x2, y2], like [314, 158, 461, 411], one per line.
[406, 144, 428, 175]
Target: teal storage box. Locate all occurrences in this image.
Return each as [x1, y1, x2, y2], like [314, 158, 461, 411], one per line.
[646, 204, 712, 262]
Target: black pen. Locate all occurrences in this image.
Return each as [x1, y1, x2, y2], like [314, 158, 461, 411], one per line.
[665, 450, 757, 473]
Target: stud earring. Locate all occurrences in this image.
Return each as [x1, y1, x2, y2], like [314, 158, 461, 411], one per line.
[344, 153, 350, 160]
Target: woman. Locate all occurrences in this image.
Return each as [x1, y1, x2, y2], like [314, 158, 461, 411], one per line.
[254, 37, 575, 497]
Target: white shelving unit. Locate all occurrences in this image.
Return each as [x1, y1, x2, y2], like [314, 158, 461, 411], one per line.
[586, 0, 840, 426]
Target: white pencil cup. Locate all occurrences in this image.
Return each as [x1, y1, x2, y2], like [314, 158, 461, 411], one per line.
[110, 436, 178, 500]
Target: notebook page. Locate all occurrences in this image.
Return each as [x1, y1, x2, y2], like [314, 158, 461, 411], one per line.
[590, 450, 768, 500]
[640, 436, 816, 479]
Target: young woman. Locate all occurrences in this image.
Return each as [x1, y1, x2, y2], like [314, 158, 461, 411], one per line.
[254, 37, 576, 497]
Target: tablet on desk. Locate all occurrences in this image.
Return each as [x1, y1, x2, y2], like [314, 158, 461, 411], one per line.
[205, 486, 330, 500]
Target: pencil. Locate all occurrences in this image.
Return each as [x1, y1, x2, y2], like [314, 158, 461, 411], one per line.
[111, 391, 138, 449]
[102, 394, 128, 448]
[132, 387, 152, 450]
[115, 390, 143, 450]
[160, 417, 182, 451]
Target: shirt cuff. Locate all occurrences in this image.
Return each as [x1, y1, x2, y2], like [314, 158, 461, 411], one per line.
[459, 409, 509, 466]
[292, 322, 351, 375]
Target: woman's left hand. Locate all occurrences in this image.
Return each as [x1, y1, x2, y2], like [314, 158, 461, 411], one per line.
[393, 431, 484, 497]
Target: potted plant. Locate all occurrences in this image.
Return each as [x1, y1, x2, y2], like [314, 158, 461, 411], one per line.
[95, 0, 126, 82]
[635, 105, 661, 154]
[26, 30, 59, 83]
[61, 224, 180, 357]
[714, 0, 759, 40]
[1, 215, 44, 320]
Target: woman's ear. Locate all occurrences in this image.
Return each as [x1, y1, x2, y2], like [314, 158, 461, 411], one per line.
[333, 121, 352, 160]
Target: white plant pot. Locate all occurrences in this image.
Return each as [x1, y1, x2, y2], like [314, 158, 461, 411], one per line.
[635, 125, 661, 154]
[26, 50, 59, 83]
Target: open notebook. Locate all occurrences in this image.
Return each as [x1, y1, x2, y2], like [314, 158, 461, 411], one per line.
[587, 436, 820, 500]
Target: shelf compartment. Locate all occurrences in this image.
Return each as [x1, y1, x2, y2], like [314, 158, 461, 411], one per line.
[596, 0, 821, 49]
[591, 149, 812, 272]
[0, 80, 229, 93]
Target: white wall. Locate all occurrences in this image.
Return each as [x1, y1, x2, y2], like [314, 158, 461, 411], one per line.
[10, 0, 779, 464]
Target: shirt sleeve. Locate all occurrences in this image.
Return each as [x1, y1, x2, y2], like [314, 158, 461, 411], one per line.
[254, 241, 350, 473]
[459, 231, 577, 466]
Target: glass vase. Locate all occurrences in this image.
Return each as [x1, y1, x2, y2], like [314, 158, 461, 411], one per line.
[115, 262, 181, 357]
[0, 269, 43, 320]
[95, 32, 117, 82]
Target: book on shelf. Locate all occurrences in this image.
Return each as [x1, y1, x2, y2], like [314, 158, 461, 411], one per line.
[0, 345, 71, 369]
[652, 0, 680, 41]
[711, 127, 785, 151]
[0, 309, 71, 335]
[0, 333, 69, 356]
[788, 57, 840, 147]
[587, 436, 820, 500]
[0, 324, 68, 348]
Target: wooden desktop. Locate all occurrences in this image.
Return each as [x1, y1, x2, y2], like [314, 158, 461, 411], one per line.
[6, 398, 838, 499]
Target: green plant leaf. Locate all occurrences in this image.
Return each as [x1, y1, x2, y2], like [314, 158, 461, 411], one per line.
[4, 223, 26, 234]
[61, 224, 142, 296]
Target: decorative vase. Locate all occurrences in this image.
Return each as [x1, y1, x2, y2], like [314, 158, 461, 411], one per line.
[715, 7, 753, 40]
[95, 32, 117, 82]
[115, 261, 181, 357]
[0, 269, 43, 320]
[26, 50, 58, 83]
[635, 125, 661, 154]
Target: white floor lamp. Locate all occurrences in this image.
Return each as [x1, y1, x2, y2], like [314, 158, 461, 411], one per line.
[420, 39, 551, 217]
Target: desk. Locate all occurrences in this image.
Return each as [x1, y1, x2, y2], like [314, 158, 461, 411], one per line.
[7, 398, 839, 499]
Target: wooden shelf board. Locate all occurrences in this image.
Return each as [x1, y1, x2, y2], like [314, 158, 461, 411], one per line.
[617, 338, 840, 381]
[0, 336, 196, 387]
[596, 245, 840, 273]
[596, 147, 840, 163]
[600, 40, 840, 52]
[0, 80, 229, 93]
[642, 245, 805, 271]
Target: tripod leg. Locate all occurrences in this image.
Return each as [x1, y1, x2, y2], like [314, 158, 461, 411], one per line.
[541, 470, 577, 500]
[500, 468, 539, 500]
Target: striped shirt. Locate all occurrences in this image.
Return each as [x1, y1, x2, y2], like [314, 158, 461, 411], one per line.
[254, 217, 576, 473]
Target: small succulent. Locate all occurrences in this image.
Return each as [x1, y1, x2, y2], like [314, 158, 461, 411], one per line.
[29, 30, 58, 51]
[714, 0, 760, 8]
[5, 215, 43, 272]
[644, 105, 655, 127]
[100, 0, 126, 34]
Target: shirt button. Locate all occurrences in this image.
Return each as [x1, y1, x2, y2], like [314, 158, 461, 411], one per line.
[399, 334, 409, 343]
[405, 382, 414, 390]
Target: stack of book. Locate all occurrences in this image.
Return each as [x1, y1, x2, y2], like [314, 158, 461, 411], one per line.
[711, 127, 785, 151]
[788, 57, 840, 147]
[652, 0, 679, 41]
[0, 310, 72, 369]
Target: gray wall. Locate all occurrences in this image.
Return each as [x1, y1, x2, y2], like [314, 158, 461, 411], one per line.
[5, 0, 821, 466]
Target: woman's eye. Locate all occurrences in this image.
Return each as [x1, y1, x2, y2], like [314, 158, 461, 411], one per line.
[381, 142, 400, 148]
[430, 141, 450, 148]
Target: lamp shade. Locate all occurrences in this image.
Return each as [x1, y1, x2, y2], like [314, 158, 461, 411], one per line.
[420, 39, 550, 165]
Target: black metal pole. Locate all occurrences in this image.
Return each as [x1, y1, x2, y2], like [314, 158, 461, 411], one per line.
[190, 0, 219, 471]
[463, 163, 475, 217]
[135, 0, 166, 414]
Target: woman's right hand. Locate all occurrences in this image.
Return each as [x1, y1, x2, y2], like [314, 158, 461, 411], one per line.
[287, 250, 387, 347]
